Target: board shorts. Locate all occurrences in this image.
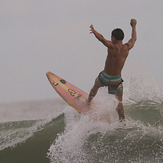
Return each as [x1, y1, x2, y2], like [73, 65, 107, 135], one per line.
[97, 71, 123, 94]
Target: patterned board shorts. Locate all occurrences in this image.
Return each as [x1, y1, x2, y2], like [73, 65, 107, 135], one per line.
[97, 71, 123, 94]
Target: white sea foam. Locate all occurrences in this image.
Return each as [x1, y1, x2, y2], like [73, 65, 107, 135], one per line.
[48, 106, 163, 162]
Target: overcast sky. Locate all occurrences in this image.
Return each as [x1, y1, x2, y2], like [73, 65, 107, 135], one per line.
[1, 0, 163, 103]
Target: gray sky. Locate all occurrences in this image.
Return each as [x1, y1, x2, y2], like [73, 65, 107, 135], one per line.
[1, 0, 163, 103]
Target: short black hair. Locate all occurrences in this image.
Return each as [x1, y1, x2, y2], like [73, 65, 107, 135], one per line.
[111, 28, 124, 41]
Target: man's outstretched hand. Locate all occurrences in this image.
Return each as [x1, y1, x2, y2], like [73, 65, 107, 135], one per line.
[90, 24, 96, 34]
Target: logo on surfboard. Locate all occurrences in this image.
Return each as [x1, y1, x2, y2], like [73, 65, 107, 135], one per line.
[53, 83, 58, 86]
[68, 89, 76, 96]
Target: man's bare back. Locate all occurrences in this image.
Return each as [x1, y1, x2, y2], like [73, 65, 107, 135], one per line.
[104, 42, 129, 76]
[88, 19, 137, 121]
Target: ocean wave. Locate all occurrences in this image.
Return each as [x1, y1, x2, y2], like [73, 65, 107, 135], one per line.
[48, 99, 163, 163]
[0, 99, 65, 151]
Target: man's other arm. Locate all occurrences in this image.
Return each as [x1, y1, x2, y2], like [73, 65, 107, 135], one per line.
[125, 19, 137, 50]
[90, 24, 113, 48]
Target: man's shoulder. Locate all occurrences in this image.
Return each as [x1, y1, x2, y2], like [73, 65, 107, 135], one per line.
[122, 43, 131, 51]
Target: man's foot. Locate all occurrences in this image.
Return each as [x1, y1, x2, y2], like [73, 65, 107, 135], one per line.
[119, 118, 125, 123]
[119, 118, 126, 127]
[119, 114, 125, 122]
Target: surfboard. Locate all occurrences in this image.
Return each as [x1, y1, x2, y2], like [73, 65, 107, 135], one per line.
[46, 71, 93, 114]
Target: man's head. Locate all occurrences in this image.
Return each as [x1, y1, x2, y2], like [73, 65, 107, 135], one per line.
[111, 28, 124, 41]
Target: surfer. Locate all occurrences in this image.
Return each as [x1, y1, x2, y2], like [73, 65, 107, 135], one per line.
[87, 19, 137, 122]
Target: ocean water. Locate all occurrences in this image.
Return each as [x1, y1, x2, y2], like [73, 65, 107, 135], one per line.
[0, 78, 163, 163]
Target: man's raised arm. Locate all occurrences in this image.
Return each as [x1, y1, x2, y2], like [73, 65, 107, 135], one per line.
[90, 24, 113, 48]
[125, 19, 137, 50]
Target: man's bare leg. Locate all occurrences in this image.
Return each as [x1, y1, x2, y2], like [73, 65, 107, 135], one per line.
[87, 79, 100, 104]
[116, 92, 125, 121]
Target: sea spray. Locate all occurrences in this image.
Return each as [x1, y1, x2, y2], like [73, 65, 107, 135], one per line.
[123, 61, 163, 104]
[48, 94, 126, 163]
[48, 109, 163, 162]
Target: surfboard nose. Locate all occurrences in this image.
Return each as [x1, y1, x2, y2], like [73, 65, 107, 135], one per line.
[46, 72, 52, 82]
[46, 71, 52, 77]
[46, 71, 51, 75]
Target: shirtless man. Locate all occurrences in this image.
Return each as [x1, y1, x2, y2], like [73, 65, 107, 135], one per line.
[87, 19, 137, 121]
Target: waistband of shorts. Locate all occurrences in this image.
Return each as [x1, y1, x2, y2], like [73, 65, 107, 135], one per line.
[101, 71, 121, 80]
